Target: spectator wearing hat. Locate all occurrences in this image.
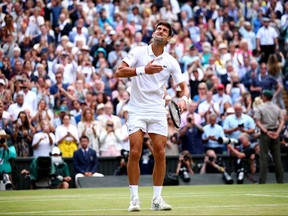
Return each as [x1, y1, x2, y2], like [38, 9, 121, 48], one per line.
[239, 21, 256, 51]
[254, 90, 284, 184]
[55, 113, 79, 157]
[256, 17, 278, 63]
[50, 146, 72, 189]
[212, 84, 232, 115]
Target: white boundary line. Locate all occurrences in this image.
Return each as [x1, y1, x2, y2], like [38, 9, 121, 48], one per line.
[245, 194, 288, 198]
[0, 204, 287, 215]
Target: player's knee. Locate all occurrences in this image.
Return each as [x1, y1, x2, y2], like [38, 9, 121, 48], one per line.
[129, 149, 141, 161]
[154, 149, 166, 161]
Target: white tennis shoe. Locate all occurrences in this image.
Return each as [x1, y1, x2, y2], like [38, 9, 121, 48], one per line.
[128, 196, 141, 212]
[151, 196, 172, 211]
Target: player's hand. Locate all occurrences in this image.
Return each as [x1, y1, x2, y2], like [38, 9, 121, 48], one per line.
[177, 100, 186, 114]
[144, 59, 163, 74]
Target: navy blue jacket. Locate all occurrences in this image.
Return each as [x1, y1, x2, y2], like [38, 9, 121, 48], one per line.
[73, 148, 99, 174]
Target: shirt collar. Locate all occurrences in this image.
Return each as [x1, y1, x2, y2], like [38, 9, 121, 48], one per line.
[147, 44, 164, 60]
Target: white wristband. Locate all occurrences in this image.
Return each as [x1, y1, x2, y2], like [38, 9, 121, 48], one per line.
[136, 66, 145, 76]
[181, 96, 188, 104]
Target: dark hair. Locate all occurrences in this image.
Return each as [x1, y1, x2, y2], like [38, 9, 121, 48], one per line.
[155, 21, 173, 37]
[80, 135, 89, 141]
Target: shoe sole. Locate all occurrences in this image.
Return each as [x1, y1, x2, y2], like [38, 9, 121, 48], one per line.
[150, 207, 172, 211]
[128, 207, 140, 212]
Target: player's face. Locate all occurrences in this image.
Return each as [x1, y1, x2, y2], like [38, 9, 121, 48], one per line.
[153, 25, 171, 43]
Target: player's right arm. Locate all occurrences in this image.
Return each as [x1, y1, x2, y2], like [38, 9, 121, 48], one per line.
[116, 61, 138, 78]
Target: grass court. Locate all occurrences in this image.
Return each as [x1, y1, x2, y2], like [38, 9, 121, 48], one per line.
[0, 184, 287, 215]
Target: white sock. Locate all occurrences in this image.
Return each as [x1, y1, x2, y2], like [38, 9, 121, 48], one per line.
[153, 186, 163, 199]
[129, 185, 138, 198]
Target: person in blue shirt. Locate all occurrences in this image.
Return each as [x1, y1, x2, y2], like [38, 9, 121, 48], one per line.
[223, 103, 256, 139]
[202, 114, 225, 154]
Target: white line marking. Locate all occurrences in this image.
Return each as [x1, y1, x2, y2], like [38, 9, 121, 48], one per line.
[245, 194, 288, 198]
[0, 204, 287, 215]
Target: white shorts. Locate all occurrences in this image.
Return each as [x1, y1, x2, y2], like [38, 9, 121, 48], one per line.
[126, 113, 168, 137]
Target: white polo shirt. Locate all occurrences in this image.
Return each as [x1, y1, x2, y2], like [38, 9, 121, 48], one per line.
[123, 45, 184, 114]
[256, 26, 278, 45]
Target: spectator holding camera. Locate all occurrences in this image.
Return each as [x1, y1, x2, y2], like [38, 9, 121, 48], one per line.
[200, 149, 233, 184]
[114, 149, 129, 176]
[99, 119, 123, 157]
[0, 130, 17, 190]
[202, 114, 225, 154]
[176, 151, 194, 182]
[179, 114, 204, 154]
[223, 103, 256, 139]
[226, 133, 258, 180]
[254, 90, 284, 184]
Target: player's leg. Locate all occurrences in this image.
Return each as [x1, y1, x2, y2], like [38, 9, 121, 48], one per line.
[128, 130, 145, 185]
[149, 133, 171, 211]
[127, 130, 144, 212]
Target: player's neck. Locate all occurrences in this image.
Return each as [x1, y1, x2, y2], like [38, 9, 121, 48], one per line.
[151, 43, 164, 57]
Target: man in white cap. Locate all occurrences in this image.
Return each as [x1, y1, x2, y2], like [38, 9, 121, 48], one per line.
[256, 17, 278, 63]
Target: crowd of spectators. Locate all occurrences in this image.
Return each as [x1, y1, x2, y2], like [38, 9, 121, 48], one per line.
[1, 0, 288, 186]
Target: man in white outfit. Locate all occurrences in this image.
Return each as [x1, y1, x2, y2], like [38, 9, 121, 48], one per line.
[116, 21, 189, 212]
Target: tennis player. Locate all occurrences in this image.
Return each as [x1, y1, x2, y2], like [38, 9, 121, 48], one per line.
[116, 21, 189, 212]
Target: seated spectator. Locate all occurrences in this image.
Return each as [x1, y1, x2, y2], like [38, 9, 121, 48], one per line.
[50, 147, 72, 189]
[179, 114, 204, 155]
[99, 120, 123, 157]
[0, 130, 17, 190]
[0, 103, 14, 145]
[55, 113, 79, 157]
[73, 135, 104, 188]
[223, 103, 256, 140]
[32, 120, 55, 158]
[202, 114, 225, 154]
[192, 82, 207, 106]
[70, 100, 82, 124]
[13, 111, 35, 157]
[77, 108, 100, 152]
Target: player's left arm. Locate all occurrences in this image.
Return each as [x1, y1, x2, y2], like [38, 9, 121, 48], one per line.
[177, 81, 190, 113]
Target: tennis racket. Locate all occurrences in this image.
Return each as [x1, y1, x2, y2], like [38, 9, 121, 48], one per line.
[168, 100, 181, 128]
